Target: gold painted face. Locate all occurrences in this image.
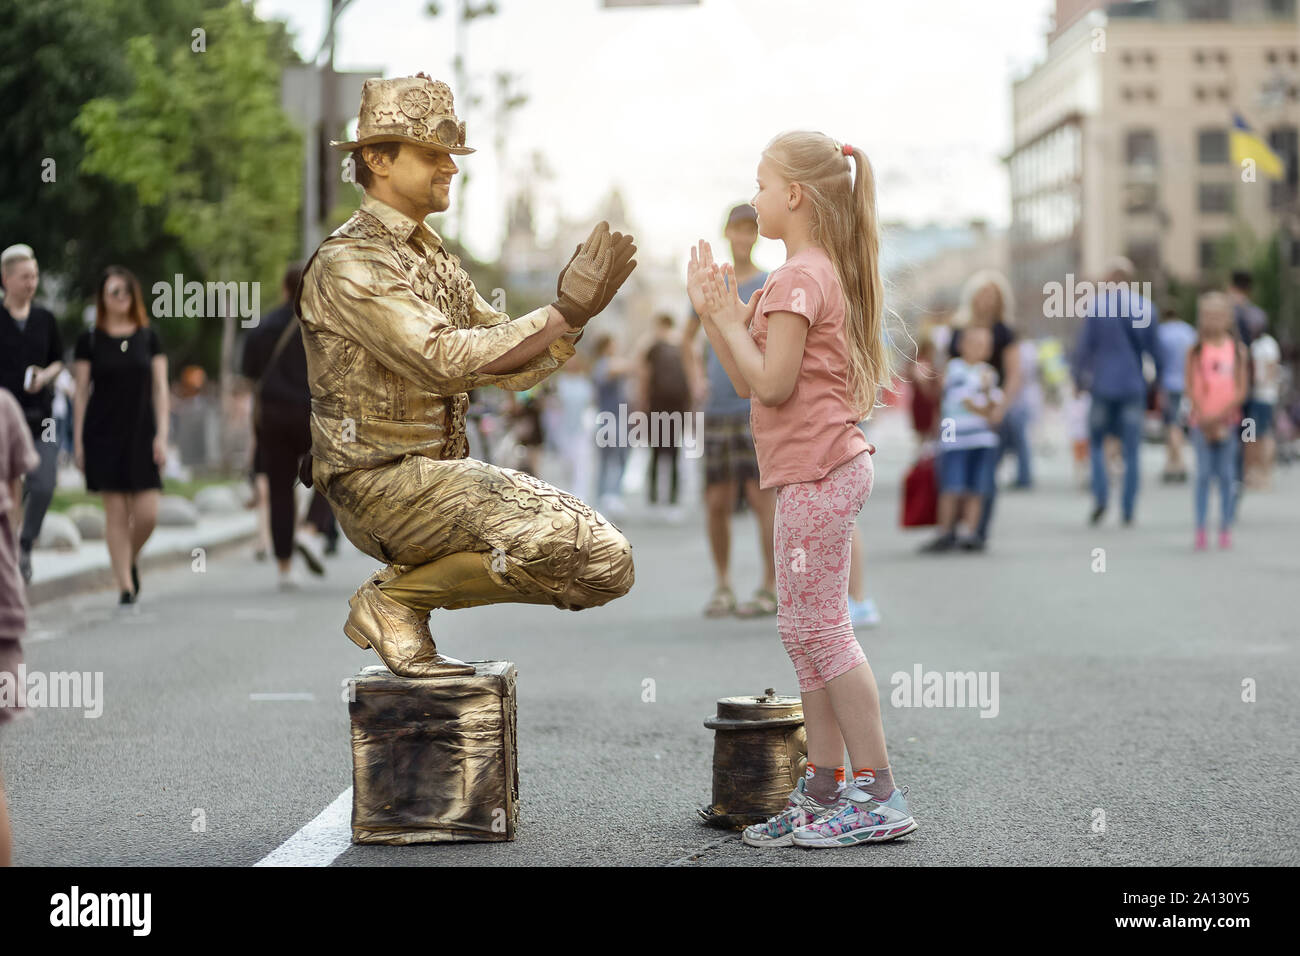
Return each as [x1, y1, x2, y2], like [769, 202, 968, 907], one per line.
[385, 144, 460, 218]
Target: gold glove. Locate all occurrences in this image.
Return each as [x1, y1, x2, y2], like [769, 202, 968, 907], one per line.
[555, 242, 581, 299]
[593, 230, 637, 316]
[551, 221, 637, 329]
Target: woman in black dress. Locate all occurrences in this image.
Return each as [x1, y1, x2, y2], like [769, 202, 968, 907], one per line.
[72, 267, 169, 605]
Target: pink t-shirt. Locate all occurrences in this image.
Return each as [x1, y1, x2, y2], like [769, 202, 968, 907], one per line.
[748, 246, 869, 490]
[1189, 337, 1240, 426]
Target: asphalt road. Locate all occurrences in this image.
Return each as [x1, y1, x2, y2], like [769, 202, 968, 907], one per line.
[6, 410, 1298, 866]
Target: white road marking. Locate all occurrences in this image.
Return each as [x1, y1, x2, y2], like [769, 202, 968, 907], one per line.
[255, 788, 353, 867]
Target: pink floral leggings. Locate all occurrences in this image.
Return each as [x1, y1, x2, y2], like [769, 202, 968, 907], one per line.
[775, 450, 873, 692]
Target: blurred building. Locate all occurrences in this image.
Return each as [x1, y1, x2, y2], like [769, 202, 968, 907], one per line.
[1008, 0, 1300, 335]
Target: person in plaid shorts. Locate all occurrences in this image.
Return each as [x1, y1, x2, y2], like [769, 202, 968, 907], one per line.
[682, 204, 776, 618]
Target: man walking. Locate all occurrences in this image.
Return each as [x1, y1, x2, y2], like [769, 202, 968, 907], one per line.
[0, 245, 63, 583]
[1071, 257, 1163, 526]
[241, 263, 331, 590]
[643, 313, 690, 521]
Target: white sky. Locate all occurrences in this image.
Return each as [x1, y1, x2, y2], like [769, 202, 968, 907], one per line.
[258, 0, 1054, 268]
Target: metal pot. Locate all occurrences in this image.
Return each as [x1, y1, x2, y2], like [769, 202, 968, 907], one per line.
[697, 688, 807, 829]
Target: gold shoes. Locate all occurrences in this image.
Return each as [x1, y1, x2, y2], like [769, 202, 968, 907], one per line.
[344, 569, 476, 678]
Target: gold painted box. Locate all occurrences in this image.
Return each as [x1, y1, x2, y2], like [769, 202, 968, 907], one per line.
[349, 661, 519, 845]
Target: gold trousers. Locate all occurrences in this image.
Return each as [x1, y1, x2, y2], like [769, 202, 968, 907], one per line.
[318, 454, 635, 613]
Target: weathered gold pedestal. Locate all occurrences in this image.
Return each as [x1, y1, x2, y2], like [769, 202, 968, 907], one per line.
[698, 688, 807, 829]
[349, 661, 519, 844]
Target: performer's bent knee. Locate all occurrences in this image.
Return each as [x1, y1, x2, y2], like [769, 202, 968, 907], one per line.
[562, 526, 635, 609]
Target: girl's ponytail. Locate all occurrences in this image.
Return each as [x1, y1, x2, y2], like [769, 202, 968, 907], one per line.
[845, 145, 889, 420]
[763, 133, 893, 420]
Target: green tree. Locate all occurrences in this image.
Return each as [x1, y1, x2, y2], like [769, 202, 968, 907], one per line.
[1, 0, 301, 368]
[0, 0, 212, 336]
[75, 0, 302, 464]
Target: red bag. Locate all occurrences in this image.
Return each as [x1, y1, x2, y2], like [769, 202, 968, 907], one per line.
[901, 454, 938, 527]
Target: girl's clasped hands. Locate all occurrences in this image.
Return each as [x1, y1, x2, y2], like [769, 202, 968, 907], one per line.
[687, 239, 759, 334]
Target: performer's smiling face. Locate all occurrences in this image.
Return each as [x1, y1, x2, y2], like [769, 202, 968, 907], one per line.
[367, 143, 459, 219]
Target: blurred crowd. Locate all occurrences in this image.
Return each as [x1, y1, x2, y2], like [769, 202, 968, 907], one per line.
[2, 225, 1296, 614]
[905, 259, 1294, 554]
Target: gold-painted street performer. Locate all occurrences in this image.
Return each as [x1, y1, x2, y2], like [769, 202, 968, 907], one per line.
[297, 74, 637, 677]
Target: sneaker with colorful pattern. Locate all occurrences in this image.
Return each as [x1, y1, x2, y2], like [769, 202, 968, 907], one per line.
[792, 782, 917, 848]
[741, 777, 839, 848]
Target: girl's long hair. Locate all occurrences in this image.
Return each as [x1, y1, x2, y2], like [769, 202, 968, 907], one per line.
[763, 131, 890, 420]
[95, 265, 149, 330]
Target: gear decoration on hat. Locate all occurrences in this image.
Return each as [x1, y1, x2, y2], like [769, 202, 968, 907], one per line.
[399, 87, 435, 120]
[427, 80, 455, 113]
[331, 75, 473, 153]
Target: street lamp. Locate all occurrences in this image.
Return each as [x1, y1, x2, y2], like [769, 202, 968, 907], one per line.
[318, 0, 358, 233]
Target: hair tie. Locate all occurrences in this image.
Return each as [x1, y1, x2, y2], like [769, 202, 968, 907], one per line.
[842, 143, 854, 157]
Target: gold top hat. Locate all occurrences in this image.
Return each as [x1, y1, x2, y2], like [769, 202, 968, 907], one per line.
[331, 73, 475, 155]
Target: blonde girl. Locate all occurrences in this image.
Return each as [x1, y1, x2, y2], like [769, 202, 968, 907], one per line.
[687, 131, 915, 849]
[1184, 291, 1248, 550]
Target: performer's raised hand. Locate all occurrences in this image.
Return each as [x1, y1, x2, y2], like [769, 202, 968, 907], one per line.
[552, 221, 637, 329]
[593, 229, 637, 315]
[551, 221, 610, 327]
[555, 243, 582, 299]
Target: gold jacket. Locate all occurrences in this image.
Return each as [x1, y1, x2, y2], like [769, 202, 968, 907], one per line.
[298, 193, 577, 473]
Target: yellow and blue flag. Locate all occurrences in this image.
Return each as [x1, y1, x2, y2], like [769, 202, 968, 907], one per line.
[1230, 113, 1285, 180]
